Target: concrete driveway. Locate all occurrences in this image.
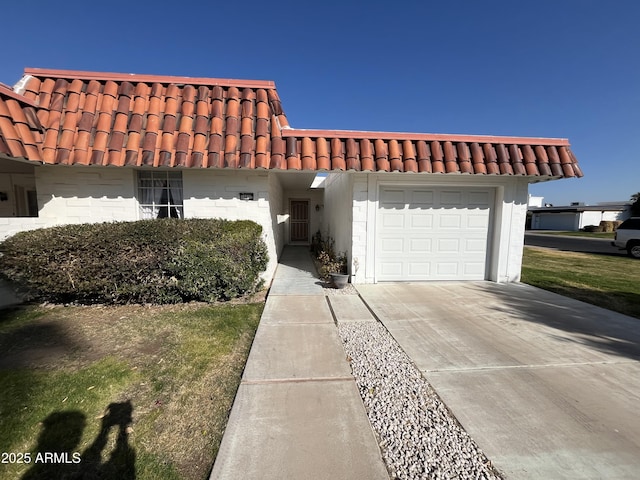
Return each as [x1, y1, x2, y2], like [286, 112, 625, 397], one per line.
[357, 282, 640, 479]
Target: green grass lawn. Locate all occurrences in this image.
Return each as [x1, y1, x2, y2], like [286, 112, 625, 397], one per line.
[529, 230, 615, 239]
[521, 247, 640, 319]
[0, 302, 262, 480]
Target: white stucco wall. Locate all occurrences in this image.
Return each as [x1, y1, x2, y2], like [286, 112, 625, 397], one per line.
[182, 169, 280, 282]
[531, 212, 578, 231]
[37, 167, 138, 223]
[322, 172, 353, 269]
[268, 174, 285, 257]
[494, 178, 529, 282]
[351, 175, 369, 282]
[1, 166, 137, 240]
[579, 210, 626, 229]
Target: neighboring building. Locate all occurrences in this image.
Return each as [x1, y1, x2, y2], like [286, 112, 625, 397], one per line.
[529, 202, 631, 231]
[0, 68, 584, 284]
[528, 195, 544, 208]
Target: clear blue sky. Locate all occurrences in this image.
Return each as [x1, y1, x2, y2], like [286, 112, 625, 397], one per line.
[2, 0, 638, 205]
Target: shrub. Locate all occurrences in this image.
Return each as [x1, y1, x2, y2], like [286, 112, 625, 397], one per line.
[0, 219, 268, 304]
[599, 220, 615, 233]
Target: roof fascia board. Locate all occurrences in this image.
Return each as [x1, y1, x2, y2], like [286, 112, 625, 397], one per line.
[281, 128, 570, 146]
[23, 68, 276, 89]
[0, 153, 43, 165]
[0, 83, 40, 108]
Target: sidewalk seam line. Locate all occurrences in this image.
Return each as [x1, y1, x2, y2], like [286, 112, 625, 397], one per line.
[241, 376, 355, 385]
[424, 360, 639, 373]
[325, 296, 339, 326]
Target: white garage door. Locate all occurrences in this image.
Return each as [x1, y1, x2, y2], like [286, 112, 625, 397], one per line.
[376, 186, 494, 281]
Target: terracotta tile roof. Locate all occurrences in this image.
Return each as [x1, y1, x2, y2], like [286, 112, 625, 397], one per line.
[0, 83, 44, 161]
[2, 67, 582, 178]
[280, 129, 583, 177]
[16, 68, 289, 168]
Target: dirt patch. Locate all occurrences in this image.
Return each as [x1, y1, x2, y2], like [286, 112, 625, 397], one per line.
[0, 289, 266, 371]
[0, 313, 84, 369]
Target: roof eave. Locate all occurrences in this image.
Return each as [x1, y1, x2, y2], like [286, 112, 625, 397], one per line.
[23, 67, 277, 90]
[0, 152, 44, 165]
[0, 83, 40, 108]
[281, 128, 570, 146]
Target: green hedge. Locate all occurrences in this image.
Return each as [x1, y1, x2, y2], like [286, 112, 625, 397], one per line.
[0, 219, 268, 304]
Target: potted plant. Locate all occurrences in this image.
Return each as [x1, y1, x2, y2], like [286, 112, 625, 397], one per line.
[314, 235, 349, 288]
[328, 252, 349, 289]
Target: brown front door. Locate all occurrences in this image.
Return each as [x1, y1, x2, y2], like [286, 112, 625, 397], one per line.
[290, 200, 309, 242]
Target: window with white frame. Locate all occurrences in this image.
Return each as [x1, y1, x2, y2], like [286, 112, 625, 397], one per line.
[137, 171, 184, 219]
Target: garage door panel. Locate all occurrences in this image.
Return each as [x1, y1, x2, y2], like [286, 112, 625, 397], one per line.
[408, 262, 430, 276]
[409, 238, 432, 252]
[467, 213, 490, 229]
[380, 237, 403, 253]
[440, 191, 463, 206]
[463, 262, 485, 276]
[436, 262, 459, 276]
[439, 214, 462, 228]
[410, 190, 434, 205]
[410, 213, 433, 228]
[381, 212, 405, 228]
[380, 189, 406, 204]
[376, 186, 493, 281]
[437, 238, 460, 253]
[378, 262, 403, 277]
[465, 238, 488, 253]
[468, 191, 491, 206]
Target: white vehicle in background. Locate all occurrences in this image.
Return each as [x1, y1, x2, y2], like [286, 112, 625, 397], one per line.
[612, 218, 640, 258]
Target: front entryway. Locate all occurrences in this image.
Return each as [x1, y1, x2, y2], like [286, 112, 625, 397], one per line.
[289, 200, 309, 242]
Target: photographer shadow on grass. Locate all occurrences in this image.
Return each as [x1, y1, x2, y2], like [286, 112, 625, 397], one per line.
[22, 401, 136, 480]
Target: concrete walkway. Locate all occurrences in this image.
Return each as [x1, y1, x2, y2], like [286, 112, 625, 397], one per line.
[210, 246, 388, 479]
[212, 249, 640, 479]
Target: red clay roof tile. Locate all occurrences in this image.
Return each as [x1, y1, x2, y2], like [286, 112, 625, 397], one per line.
[300, 137, 314, 170]
[316, 138, 329, 170]
[402, 140, 417, 173]
[345, 138, 359, 171]
[270, 137, 285, 169]
[388, 139, 402, 172]
[359, 139, 374, 171]
[547, 146, 563, 176]
[285, 137, 300, 170]
[509, 144, 526, 175]
[1, 68, 583, 178]
[330, 138, 345, 171]
[455, 142, 471, 174]
[415, 141, 430, 173]
[374, 139, 389, 172]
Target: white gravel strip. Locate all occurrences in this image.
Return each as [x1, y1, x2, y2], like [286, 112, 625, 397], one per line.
[322, 282, 359, 295]
[337, 320, 503, 480]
